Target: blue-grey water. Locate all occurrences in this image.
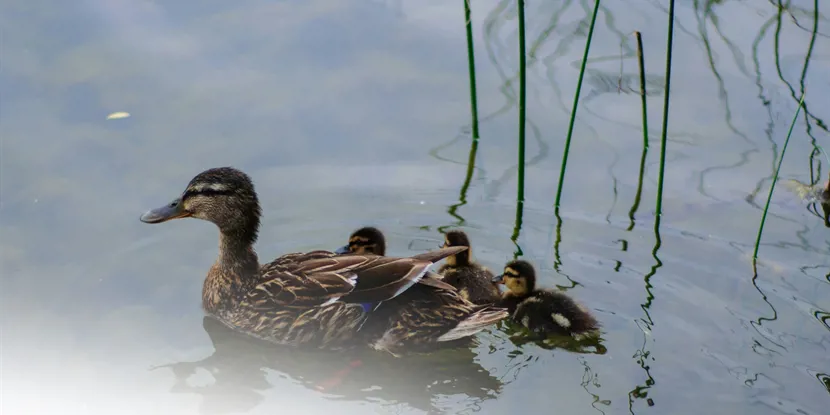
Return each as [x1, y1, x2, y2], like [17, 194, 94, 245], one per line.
[2, 1, 828, 414]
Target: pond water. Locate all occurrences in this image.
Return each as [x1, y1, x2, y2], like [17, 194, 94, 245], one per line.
[2, 0, 828, 414]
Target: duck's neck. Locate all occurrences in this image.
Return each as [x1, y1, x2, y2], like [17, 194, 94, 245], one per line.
[203, 230, 259, 314]
[217, 230, 259, 275]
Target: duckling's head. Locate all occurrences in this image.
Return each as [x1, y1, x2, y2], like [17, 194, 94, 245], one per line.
[492, 259, 536, 296]
[140, 167, 261, 245]
[442, 229, 472, 266]
[335, 227, 386, 255]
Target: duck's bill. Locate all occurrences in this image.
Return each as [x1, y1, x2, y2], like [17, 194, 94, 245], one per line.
[491, 274, 505, 284]
[140, 199, 190, 224]
[334, 245, 351, 255]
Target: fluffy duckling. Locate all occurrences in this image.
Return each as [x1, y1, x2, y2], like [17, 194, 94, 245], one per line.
[335, 226, 387, 255]
[437, 230, 500, 305]
[493, 260, 599, 340]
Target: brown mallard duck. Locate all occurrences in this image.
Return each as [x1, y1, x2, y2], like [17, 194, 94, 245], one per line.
[492, 260, 599, 340]
[139, 167, 508, 354]
[436, 230, 500, 305]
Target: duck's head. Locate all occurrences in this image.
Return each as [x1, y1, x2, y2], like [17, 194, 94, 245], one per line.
[140, 167, 261, 245]
[441, 229, 472, 266]
[335, 227, 386, 255]
[492, 259, 536, 296]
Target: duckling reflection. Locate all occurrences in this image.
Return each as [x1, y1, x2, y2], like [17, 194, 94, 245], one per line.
[493, 260, 606, 354]
[155, 316, 504, 415]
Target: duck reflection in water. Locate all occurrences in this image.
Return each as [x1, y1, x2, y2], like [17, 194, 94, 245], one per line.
[153, 316, 504, 415]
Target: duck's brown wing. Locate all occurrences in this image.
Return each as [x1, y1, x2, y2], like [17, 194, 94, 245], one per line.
[340, 247, 465, 301]
[249, 247, 461, 309]
[410, 246, 467, 262]
[418, 272, 457, 291]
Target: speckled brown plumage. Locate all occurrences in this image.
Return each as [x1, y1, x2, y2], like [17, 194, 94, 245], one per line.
[335, 227, 508, 353]
[337, 227, 459, 292]
[140, 167, 508, 354]
[437, 230, 500, 305]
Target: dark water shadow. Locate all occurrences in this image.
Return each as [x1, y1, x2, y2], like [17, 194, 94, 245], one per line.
[774, 0, 828, 139]
[693, 0, 760, 203]
[439, 135, 480, 230]
[153, 316, 505, 415]
[625, 212, 663, 413]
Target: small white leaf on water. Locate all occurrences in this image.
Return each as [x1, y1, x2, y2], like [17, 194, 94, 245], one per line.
[106, 111, 130, 120]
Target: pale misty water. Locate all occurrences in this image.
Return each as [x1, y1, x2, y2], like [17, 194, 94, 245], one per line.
[1, 1, 828, 414]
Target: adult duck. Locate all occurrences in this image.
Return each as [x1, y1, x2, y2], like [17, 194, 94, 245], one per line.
[140, 167, 507, 354]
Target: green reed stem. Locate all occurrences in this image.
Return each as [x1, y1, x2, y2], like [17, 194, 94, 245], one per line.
[635, 31, 649, 150]
[752, 94, 805, 262]
[655, 1, 675, 217]
[512, 0, 527, 258]
[511, 200, 525, 259]
[554, 0, 601, 208]
[628, 144, 648, 231]
[517, 0, 527, 204]
[464, 0, 480, 139]
[628, 31, 649, 230]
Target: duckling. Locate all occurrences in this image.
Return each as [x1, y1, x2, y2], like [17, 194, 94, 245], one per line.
[139, 167, 508, 354]
[335, 226, 386, 255]
[436, 230, 500, 305]
[492, 260, 599, 340]
[334, 227, 459, 292]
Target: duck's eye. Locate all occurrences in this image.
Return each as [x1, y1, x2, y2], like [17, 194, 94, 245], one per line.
[169, 200, 179, 208]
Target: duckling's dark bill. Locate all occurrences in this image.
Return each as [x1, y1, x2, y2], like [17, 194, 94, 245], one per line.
[492, 274, 504, 283]
[140, 199, 191, 223]
[334, 245, 351, 254]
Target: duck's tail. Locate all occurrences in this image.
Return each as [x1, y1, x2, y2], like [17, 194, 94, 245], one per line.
[436, 306, 509, 342]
